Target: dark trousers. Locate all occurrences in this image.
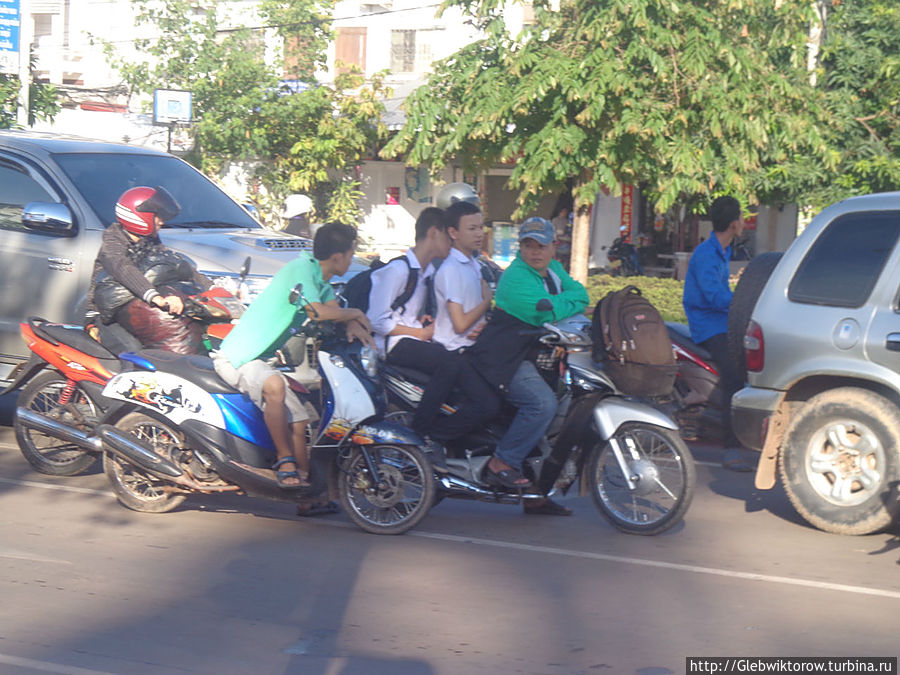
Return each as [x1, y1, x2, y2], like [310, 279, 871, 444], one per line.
[387, 338, 501, 442]
[700, 332, 742, 447]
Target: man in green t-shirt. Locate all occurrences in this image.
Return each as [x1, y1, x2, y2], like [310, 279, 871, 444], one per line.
[212, 223, 372, 492]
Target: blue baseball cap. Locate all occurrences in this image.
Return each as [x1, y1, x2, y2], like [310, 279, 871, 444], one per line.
[518, 217, 555, 245]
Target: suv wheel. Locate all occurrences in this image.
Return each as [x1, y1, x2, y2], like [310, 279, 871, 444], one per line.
[780, 387, 900, 535]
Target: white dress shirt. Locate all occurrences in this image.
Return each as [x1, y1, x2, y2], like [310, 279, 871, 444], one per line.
[433, 247, 486, 351]
[367, 248, 435, 356]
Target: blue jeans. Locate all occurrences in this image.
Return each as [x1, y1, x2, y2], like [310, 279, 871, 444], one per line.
[494, 361, 558, 470]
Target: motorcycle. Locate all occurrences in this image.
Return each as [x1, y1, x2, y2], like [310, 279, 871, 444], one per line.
[606, 236, 644, 277]
[660, 322, 725, 443]
[10, 283, 436, 535]
[3, 285, 243, 477]
[382, 304, 696, 535]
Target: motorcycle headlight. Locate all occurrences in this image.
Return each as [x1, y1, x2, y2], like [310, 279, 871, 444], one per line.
[359, 345, 379, 378]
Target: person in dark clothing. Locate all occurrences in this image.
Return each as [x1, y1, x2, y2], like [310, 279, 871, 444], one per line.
[682, 195, 752, 472]
[85, 186, 212, 354]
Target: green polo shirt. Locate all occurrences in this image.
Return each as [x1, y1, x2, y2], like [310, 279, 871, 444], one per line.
[219, 251, 335, 368]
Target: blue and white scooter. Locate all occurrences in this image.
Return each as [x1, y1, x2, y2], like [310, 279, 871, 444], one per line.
[22, 284, 435, 535]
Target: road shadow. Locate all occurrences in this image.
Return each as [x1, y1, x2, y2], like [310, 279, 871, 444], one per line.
[4, 487, 636, 674]
[689, 441, 811, 529]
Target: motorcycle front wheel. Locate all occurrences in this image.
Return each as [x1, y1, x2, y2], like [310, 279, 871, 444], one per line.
[15, 370, 99, 476]
[586, 423, 695, 535]
[338, 444, 435, 535]
[103, 412, 186, 513]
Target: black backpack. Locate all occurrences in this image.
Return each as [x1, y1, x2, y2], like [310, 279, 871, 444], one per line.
[591, 285, 676, 397]
[342, 256, 418, 314]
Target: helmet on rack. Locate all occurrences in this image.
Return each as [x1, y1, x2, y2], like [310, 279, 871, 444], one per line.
[436, 182, 480, 211]
[115, 186, 181, 236]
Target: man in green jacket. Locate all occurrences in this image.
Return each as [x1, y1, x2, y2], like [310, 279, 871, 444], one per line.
[467, 217, 588, 515]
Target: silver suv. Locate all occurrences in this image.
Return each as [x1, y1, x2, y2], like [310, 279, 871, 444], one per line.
[732, 192, 900, 535]
[0, 131, 316, 380]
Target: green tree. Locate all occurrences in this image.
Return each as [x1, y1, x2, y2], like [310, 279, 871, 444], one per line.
[101, 0, 386, 225]
[0, 54, 61, 128]
[761, 0, 900, 208]
[386, 0, 829, 282]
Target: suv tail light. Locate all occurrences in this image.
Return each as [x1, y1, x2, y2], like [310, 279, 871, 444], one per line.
[744, 320, 764, 372]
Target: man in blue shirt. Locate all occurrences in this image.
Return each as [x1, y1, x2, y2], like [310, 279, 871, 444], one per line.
[683, 196, 752, 471]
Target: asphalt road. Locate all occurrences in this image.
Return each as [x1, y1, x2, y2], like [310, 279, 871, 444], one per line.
[0, 416, 898, 675]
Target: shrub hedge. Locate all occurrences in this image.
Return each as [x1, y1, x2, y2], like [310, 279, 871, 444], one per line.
[585, 274, 687, 323]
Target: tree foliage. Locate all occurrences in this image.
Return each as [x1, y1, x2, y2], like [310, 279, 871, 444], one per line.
[385, 0, 832, 281]
[0, 55, 61, 128]
[389, 0, 826, 208]
[752, 0, 900, 209]
[101, 0, 387, 225]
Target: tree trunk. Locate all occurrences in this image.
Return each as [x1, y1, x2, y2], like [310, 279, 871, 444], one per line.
[570, 188, 592, 285]
[807, 0, 828, 85]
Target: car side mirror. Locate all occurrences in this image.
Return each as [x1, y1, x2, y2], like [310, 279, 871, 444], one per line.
[22, 202, 76, 236]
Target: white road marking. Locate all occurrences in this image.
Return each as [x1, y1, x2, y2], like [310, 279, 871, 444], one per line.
[0, 441, 20, 450]
[5, 473, 898, 602]
[407, 530, 900, 600]
[0, 653, 116, 675]
[0, 547, 71, 565]
[302, 519, 900, 601]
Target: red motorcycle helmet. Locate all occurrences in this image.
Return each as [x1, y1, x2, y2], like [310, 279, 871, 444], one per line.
[115, 186, 181, 236]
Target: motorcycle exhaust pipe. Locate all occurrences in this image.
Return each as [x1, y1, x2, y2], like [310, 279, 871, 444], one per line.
[96, 424, 184, 479]
[438, 475, 522, 504]
[15, 407, 103, 454]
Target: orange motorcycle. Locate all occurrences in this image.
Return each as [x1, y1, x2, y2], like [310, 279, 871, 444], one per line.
[1, 286, 240, 476]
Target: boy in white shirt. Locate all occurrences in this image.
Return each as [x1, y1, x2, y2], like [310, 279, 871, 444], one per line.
[433, 201, 494, 351]
[367, 208, 499, 449]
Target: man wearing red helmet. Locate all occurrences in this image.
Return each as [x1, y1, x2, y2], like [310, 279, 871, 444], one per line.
[86, 186, 211, 353]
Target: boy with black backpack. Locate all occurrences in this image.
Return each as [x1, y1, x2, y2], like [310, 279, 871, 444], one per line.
[366, 207, 500, 454]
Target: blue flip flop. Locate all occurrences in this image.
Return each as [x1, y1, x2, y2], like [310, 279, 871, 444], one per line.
[272, 456, 310, 489]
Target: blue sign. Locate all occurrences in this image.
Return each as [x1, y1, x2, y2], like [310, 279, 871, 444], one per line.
[0, 0, 20, 75]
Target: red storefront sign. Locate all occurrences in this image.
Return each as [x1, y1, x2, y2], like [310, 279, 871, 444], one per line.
[620, 184, 634, 241]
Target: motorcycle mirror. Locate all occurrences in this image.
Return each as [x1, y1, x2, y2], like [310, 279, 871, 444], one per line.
[239, 256, 251, 281]
[289, 283, 320, 318]
[536, 298, 554, 312]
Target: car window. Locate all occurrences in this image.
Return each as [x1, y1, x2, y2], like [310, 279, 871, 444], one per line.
[788, 211, 900, 308]
[52, 153, 260, 230]
[0, 162, 54, 233]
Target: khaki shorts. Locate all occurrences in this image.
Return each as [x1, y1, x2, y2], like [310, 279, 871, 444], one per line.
[211, 352, 310, 425]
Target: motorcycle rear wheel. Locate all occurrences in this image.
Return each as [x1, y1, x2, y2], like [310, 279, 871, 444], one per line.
[103, 412, 186, 513]
[15, 370, 98, 476]
[338, 444, 435, 535]
[587, 423, 695, 535]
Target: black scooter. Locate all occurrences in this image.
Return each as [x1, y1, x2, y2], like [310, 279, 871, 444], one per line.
[661, 323, 726, 442]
